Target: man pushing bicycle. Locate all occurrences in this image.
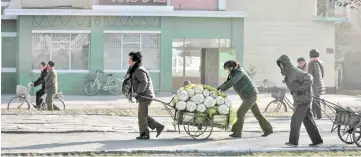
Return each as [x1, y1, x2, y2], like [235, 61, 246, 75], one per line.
[29, 62, 48, 109]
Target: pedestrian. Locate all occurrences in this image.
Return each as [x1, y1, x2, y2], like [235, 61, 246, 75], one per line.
[44, 61, 60, 110]
[297, 57, 307, 71]
[308, 49, 326, 119]
[217, 60, 273, 138]
[276, 54, 323, 147]
[127, 51, 164, 140]
[29, 62, 48, 109]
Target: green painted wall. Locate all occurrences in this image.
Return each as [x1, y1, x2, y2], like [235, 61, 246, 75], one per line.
[1, 19, 17, 94]
[7, 15, 244, 95]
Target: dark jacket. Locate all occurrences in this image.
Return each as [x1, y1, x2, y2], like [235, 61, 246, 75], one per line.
[33, 69, 48, 89]
[277, 55, 313, 105]
[308, 59, 325, 96]
[218, 66, 258, 100]
[44, 69, 58, 94]
[131, 65, 155, 102]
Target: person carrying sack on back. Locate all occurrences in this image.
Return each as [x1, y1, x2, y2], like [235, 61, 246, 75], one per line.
[217, 60, 273, 138]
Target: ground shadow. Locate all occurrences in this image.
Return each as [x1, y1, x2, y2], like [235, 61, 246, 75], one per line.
[1, 138, 213, 151]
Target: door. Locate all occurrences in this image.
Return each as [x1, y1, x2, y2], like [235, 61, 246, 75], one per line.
[201, 48, 219, 88]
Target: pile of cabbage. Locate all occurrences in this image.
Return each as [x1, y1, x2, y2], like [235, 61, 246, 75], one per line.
[171, 84, 236, 127]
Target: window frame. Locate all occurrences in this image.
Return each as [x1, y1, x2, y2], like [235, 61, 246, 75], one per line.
[103, 30, 161, 73]
[1, 32, 17, 73]
[31, 30, 91, 73]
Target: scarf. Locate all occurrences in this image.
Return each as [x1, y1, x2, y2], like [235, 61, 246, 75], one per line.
[123, 62, 142, 103]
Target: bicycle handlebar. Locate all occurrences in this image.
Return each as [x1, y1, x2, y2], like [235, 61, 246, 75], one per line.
[96, 70, 104, 73]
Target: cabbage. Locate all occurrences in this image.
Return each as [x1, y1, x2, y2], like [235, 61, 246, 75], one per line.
[229, 110, 237, 125]
[207, 107, 218, 117]
[190, 94, 205, 104]
[218, 105, 230, 115]
[175, 101, 187, 110]
[203, 89, 210, 97]
[177, 91, 189, 101]
[213, 115, 228, 126]
[209, 91, 217, 98]
[170, 96, 178, 107]
[186, 101, 197, 112]
[195, 113, 207, 124]
[184, 84, 196, 90]
[177, 87, 184, 94]
[183, 112, 194, 123]
[216, 96, 225, 105]
[203, 96, 216, 108]
[196, 104, 207, 113]
[186, 88, 195, 97]
[193, 85, 204, 94]
[224, 98, 231, 107]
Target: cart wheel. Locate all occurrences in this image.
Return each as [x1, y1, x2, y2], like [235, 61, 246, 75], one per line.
[337, 125, 355, 144]
[183, 114, 213, 140]
[352, 123, 361, 147]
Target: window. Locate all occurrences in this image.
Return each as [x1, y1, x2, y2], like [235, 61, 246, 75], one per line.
[104, 32, 160, 71]
[32, 32, 90, 71]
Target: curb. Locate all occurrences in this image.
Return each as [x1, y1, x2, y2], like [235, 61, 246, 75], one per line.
[1, 130, 301, 134]
[2, 147, 361, 156]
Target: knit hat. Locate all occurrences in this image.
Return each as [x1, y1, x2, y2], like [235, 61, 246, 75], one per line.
[297, 57, 305, 62]
[309, 49, 320, 58]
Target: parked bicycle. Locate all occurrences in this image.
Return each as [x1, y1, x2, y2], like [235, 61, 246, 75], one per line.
[7, 85, 66, 111]
[264, 86, 294, 113]
[84, 70, 123, 96]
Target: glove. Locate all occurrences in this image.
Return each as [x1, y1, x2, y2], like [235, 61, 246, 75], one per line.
[132, 92, 138, 98]
[216, 87, 221, 91]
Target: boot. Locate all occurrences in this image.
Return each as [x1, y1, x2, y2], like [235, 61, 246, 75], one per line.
[229, 132, 242, 138]
[156, 125, 164, 138]
[261, 128, 274, 137]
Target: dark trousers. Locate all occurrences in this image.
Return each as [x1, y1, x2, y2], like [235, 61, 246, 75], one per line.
[35, 89, 45, 107]
[138, 100, 162, 136]
[312, 95, 322, 119]
[289, 102, 323, 145]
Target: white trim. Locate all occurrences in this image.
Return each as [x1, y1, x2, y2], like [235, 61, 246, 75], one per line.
[1, 32, 17, 37]
[1, 67, 16, 73]
[32, 70, 90, 73]
[4, 9, 249, 18]
[1, 2, 9, 7]
[104, 70, 160, 73]
[32, 30, 91, 34]
[1, 15, 18, 19]
[104, 30, 161, 34]
[92, 5, 174, 12]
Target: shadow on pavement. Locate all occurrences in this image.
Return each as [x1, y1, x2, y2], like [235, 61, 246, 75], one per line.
[1, 138, 213, 151]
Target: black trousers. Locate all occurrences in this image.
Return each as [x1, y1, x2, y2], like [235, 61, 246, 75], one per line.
[35, 88, 45, 107]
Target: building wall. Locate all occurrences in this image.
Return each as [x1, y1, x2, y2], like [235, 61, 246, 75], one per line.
[8, 15, 244, 95]
[227, 0, 336, 91]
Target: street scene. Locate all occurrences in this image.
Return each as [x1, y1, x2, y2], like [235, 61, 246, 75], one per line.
[2, 0, 361, 156]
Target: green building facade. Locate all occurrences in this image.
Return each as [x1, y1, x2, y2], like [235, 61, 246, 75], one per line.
[2, 6, 247, 95]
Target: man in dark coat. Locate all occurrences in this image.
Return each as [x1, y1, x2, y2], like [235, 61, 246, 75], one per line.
[44, 61, 60, 110]
[277, 54, 323, 147]
[308, 49, 326, 119]
[128, 51, 164, 140]
[30, 62, 48, 108]
[217, 60, 273, 138]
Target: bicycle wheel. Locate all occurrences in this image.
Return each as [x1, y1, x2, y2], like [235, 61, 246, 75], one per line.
[353, 123, 361, 147]
[84, 80, 100, 96]
[337, 125, 355, 144]
[108, 78, 122, 95]
[264, 100, 287, 113]
[7, 96, 30, 111]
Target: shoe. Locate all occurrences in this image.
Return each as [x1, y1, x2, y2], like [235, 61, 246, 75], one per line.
[156, 125, 164, 138]
[229, 133, 242, 138]
[136, 135, 150, 140]
[261, 129, 273, 137]
[309, 142, 323, 147]
[285, 142, 298, 147]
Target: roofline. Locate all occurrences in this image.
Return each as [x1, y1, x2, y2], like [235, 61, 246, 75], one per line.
[4, 9, 249, 18]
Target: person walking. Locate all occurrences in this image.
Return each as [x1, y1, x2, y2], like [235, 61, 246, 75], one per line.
[44, 61, 60, 110]
[276, 54, 323, 147]
[308, 49, 326, 119]
[127, 51, 164, 140]
[29, 62, 48, 109]
[217, 60, 273, 138]
[297, 57, 307, 71]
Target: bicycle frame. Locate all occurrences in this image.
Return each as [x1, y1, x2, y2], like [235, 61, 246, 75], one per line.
[91, 71, 114, 90]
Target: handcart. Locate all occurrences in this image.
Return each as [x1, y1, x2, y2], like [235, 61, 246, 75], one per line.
[312, 95, 361, 147]
[136, 95, 231, 140]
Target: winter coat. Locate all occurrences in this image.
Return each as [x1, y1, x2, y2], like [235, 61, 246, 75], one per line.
[131, 63, 155, 102]
[44, 69, 58, 94]
[33, 69, 48, 89]
[308, 58, 325, 96]
[218, 66, 258, 100]
[277, 55, 313, 105]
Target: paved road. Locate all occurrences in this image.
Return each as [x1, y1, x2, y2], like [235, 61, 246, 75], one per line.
[2, 131, 360, 153]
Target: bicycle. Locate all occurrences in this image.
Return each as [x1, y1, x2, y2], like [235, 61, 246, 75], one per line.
[7, 85, 66, 111]
[264, 86, 294, 113]
[84, 70, 123, 96]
